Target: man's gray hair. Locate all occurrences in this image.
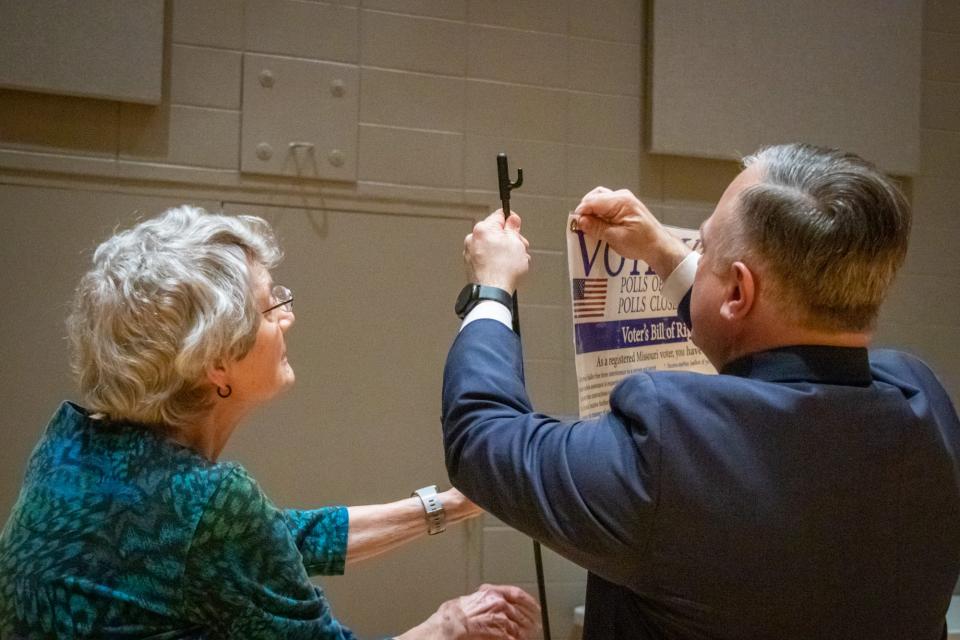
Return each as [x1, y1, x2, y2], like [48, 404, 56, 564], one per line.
[67, 205, 282, 430]
[735, 143, 911, 331]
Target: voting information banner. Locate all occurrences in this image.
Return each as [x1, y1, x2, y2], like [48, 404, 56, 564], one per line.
[567, 217, 716, 418]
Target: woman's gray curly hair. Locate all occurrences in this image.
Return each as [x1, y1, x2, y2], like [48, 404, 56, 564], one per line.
[67, 205, 282, 430]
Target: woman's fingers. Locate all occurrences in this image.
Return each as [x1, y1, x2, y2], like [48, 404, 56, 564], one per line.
[473, 585, 539, 635]
[480, 584, 539, 623]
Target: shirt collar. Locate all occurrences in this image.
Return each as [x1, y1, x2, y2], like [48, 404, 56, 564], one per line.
[720, 345, 872, 386]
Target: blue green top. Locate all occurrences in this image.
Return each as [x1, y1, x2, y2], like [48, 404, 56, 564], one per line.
[0, 402, 356, 639]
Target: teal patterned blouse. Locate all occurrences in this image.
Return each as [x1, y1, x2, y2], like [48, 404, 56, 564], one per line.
[0, 402, 356, 639]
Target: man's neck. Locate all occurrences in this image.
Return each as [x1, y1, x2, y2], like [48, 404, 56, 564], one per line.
[715, 324, 871, 371]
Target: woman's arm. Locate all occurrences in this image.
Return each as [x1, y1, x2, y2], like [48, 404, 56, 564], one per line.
[188, 470, 533, 638]
[345, 487, 482, 565]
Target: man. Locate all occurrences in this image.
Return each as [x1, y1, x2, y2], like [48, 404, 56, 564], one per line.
[442, 144, 960, 639]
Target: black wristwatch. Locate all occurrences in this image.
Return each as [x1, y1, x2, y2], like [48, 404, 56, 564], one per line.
[455, 283, 513, 319]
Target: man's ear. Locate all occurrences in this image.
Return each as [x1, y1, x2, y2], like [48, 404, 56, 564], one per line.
[720, 261, 755, 321]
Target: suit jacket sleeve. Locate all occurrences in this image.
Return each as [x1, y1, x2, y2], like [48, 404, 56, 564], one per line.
[442, 319, 663, 584]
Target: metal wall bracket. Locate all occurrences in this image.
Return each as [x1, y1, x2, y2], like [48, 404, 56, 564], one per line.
[241, 53, 358, 181]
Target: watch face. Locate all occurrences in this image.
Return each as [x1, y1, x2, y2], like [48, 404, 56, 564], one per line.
[455, 283, 479, 317]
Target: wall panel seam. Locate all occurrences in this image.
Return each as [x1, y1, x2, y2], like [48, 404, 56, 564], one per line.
[362, 7, 465, 26]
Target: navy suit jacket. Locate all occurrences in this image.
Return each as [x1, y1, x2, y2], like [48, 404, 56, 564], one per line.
[442, 319, 960, 639]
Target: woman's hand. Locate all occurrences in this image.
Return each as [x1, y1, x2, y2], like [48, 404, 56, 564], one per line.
[399, 584, 540, 640]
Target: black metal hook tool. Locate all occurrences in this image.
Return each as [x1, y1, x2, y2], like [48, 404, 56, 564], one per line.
[496, 153, 524, 336]
[497, 152, 523, 213]
[495, 153, 551, 640]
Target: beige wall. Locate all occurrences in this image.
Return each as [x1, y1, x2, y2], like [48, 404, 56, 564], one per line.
[877, 0, 960, 411]
[0, 1, 958, 637]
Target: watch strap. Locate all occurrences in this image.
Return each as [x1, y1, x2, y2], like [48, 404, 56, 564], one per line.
[455, 283, 513, 319]
[475, 285, 512, 309]
[412, 485, 446, 535]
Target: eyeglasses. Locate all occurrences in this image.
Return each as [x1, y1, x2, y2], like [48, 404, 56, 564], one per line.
[262, 285, 294, 317]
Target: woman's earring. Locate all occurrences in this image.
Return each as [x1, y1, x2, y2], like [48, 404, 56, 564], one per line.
[217, 384, 232, 399]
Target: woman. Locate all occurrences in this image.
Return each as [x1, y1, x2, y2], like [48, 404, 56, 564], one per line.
[0, 206, 538, 639]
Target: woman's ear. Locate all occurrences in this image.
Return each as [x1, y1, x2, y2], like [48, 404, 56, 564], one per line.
[206, 360, 229, 389]
[720, 261, 756, 321]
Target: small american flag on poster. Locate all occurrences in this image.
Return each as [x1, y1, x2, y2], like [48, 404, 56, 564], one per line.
[572, 278, 607, 319]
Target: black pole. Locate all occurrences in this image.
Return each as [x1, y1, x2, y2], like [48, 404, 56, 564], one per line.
[496, 153, 550, 640]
